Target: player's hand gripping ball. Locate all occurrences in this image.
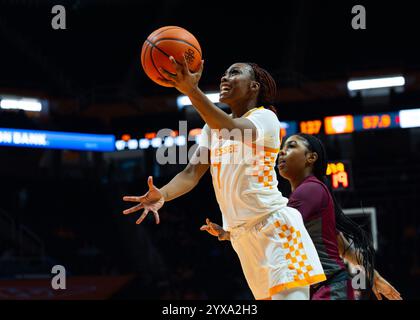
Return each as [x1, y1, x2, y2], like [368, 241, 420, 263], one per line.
[141, 26, 202, 87]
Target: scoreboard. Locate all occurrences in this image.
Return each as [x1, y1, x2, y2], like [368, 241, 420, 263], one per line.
[353, 112, 399, 131]
[300, 120, 322, 135]
[296, 110, 405, 136]
[324, 115, 354, 135]
[326, 160, 353, 191]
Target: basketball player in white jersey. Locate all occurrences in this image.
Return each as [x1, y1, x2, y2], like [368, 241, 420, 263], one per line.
[123, 56, 326, 300]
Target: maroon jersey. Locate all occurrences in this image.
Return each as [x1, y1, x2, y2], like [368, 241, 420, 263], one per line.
[288, 175, 354, 299]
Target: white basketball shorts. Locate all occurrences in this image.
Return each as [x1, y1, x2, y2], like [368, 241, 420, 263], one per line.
[229, 206, 326, 300]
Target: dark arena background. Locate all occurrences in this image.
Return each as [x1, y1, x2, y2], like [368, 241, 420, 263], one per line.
[0, 0, 419, 301]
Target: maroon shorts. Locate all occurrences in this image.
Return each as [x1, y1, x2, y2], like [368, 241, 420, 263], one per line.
[310, 271, 355, 300]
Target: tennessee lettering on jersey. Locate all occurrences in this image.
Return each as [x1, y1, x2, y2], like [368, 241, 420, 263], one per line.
[213, 143, 239, 157]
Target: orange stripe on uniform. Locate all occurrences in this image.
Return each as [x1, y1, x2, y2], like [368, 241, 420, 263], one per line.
[242, 106, 265, 118]
[268, 274, 327, 297]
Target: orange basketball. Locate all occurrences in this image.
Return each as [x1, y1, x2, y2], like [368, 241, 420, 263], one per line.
[141, 26, 203, 87]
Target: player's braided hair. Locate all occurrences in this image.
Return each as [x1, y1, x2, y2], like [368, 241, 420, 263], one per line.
[246, 63, 278, 115]
[296, 133, 376, 290]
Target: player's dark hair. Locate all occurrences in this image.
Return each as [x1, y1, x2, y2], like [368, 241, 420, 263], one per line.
[296, 133, 375, 288]
[246, 63, 278, 115]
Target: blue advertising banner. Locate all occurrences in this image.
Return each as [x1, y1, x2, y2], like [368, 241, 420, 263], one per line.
[0, 128, 115, 152]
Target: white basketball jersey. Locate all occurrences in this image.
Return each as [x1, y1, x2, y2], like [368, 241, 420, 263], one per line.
[198, 107, 289, 231]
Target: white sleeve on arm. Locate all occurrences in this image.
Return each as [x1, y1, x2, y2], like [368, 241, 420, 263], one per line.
[245, 108, 279, 144]
[198, 123, 211, 149]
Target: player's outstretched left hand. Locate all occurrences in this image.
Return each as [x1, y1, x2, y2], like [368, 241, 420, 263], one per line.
[122, 176, 164, 225]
